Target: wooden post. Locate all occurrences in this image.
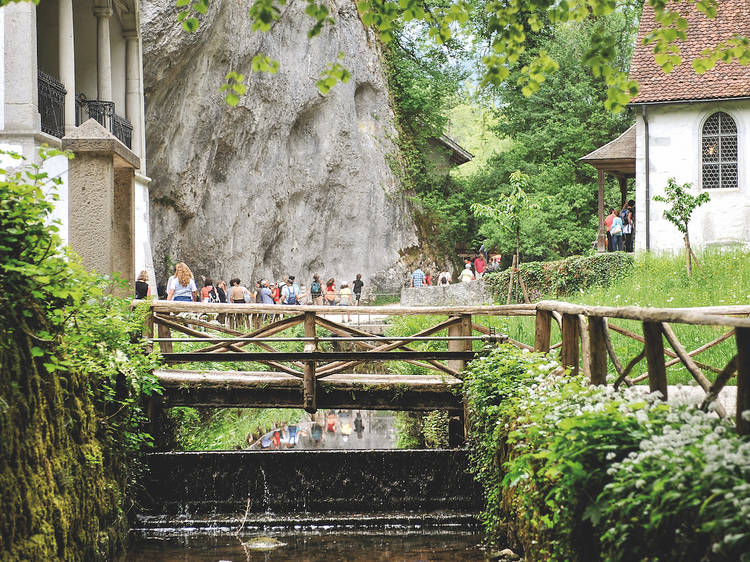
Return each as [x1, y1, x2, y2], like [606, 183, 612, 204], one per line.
[303, 311, 317, 413]
[578, 315, 591, 380]
[142, 306, 154, 354]
[157, 318, 173, 354]
[560, 313, 579, 376]
[461, 314, 472, 439]
[596, 169, 606, 252]
[534, 309, 552, 352]
[736, 328, 750, 435]
[448, 316, 466, 373]
[588, 316, 608, 385]
[642, 321, 668, 400]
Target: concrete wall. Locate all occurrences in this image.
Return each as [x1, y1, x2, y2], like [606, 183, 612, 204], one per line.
[635, 101, 750, 252]
[401, 279, 493, 306]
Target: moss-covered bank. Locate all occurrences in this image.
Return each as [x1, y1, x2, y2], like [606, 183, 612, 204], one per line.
[0, 330, 126, 560]
[0, 150, 160, 560]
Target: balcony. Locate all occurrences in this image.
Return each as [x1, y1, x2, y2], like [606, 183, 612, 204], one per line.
[75, 95, 133, 149]
[38, 71, 66, 139]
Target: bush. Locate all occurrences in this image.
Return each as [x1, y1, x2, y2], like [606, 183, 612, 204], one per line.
[484, 252, 634, 301]
[464, 346, 750, 561]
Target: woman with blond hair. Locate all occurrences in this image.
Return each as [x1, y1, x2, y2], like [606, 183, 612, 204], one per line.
[134, 270, 151, 299]
[167, 262, 198, 302]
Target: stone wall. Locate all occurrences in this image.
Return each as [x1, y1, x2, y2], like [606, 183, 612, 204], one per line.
[141, 0, 417, 292]
[401, 279, 493, 307]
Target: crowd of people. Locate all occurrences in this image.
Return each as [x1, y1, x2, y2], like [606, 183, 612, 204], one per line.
[135, 262, 366, 309]
[253, 410, 366, 450]
[409, 248, 502, 288]
[604, 200, 635, 252]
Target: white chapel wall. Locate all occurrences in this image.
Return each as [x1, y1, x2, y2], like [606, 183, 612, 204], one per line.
[635, 100, 750, 252]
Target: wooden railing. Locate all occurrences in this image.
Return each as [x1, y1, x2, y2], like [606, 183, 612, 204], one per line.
[141, 300, 750, 434]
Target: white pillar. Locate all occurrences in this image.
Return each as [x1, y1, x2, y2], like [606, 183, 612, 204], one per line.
[124, 31, 141, 157]
[3, 1, 39, 131]
[94, 5, 112, 101]
[58, 0, 75, 133]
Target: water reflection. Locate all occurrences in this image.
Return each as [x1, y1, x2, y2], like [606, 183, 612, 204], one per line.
[249, 411, 397, 450]
[123, 532, 489, 561]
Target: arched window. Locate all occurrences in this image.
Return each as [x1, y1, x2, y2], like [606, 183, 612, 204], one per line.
[702, 112, 737, 189]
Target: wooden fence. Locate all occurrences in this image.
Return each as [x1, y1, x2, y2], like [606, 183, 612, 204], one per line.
[141, 300, 750, 434]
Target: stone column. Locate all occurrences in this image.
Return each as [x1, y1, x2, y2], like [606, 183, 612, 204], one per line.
[62, 119, 141, 289]
[3, 1, 39, 131]
[94, 5, 113, 101]
[59, 0, 76, 133]
[124, 31, 141, 157]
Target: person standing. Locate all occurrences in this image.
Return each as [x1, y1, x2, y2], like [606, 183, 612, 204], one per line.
[437, 269, 451, 286]
[325, 278, 337, 305]
[622, 202, 634, 252]
[604, 208, 617, 252]
[310, 274, 324, 306]
[259, 280, 275, 304]
[474, 254, 486, 278]
[229, 278, 246, 303]
[216, 280, 228, 303]
[459, 263, 475, 283]
[200, 278, 216, 302]
[410, 267, 426, 288]
[352, 273, 364, 305]
[135, 270, 151, 299]
[167, 262, 198, 302]
[339, 282, 354, 322]
[282, 275, 300, 305]
[610, 212, 624, 252]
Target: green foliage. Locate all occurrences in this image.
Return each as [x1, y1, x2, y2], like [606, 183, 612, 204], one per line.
[315, 54, 351, 95]
[0, 150, 161, 559]
[170, 408, 304, 450]
[653, 177, 710, 236]
[484, 252, 635, 301]
[220, 71, 248, 107]
[464, 346, 750, 560]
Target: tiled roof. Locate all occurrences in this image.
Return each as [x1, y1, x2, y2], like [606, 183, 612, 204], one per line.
[629, 1, 750, 104]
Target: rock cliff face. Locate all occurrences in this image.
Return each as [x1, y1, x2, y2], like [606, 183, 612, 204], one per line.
[141, 0, 417, 291]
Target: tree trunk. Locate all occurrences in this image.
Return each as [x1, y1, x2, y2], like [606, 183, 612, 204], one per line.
[684, 231, 692, 276]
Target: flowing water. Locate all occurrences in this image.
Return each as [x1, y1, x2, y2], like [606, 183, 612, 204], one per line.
[123, 531, 489, 561]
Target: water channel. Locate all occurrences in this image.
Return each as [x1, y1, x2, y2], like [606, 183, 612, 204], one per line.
[127, 409, 487, 560]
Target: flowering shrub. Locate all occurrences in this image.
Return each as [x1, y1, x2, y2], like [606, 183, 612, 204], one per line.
[464, 346, 750, 561]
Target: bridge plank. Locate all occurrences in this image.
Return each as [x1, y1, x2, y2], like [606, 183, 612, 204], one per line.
[155, 370, 464, 411]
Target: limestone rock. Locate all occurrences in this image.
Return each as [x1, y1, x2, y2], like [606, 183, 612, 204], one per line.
[141, 0, 417, 290]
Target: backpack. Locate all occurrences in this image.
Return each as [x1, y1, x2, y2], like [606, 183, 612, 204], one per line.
[209, 287, 219, 303]
[285, 285, 298, 305]
[311, 280, 322, 297]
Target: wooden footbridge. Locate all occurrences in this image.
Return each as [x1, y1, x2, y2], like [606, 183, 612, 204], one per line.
[141, 300, 750, 436]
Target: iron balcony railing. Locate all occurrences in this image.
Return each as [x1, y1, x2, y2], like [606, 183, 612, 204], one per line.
[76, 95, 133, 149]
[38, 71, 66, 138]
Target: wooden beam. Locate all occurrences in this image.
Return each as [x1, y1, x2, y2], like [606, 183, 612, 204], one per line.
[578, 315, 591, 380]
[147, 301, 538, 317]
[303, 311, 316, 414]
[156, 371, 464, 411]
[534, 309, 552, 352]
[642, 322, 667, 400]
[661, 322, 725, 417]
[560, 313, 579, 376]
[737, 328, 750, 435]
[588, 316, 608, 385]
[316, 316, 462, 378]
[597, 169, 606, 252]
[536, 301, 750, 329]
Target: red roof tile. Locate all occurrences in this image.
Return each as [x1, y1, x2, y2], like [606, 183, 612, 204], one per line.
[629, 1, 750, 103]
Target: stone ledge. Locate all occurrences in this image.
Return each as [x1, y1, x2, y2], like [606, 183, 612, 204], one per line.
[401, 279, 493, 307]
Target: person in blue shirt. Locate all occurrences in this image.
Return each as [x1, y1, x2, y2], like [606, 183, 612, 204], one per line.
[410, 268, 426, 288]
